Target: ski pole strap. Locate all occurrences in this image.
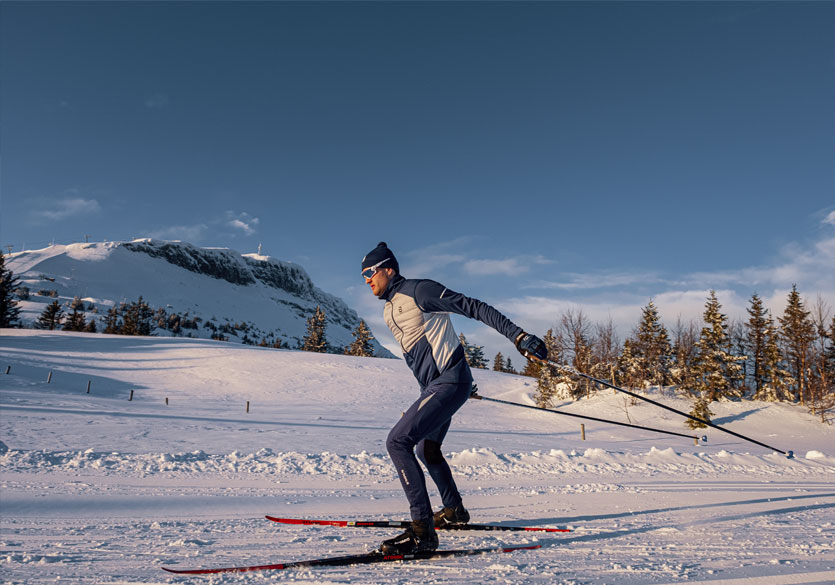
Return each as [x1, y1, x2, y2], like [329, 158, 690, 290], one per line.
[470, 389, 698, 441]
[527, 355, 792, 457]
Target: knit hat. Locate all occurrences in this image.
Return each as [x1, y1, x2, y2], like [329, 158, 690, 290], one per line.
[361, 241, 399, 274]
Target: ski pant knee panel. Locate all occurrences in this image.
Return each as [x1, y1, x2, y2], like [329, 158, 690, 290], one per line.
[416, 439, 444, 465]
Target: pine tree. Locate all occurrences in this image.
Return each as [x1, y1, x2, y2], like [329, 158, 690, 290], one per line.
[345, 320, 375, 357]
[632, 300, 672, 387]
[745, 293, 768, 396]
[63, 297, 87, 332]
[535, 329, 574, 406]
[616, 339, 642, 391]
[35, 300, 64, 330]
[103, 306, 121, 334]
[756, 312, 794, 402]
[301, 305, 328, 352]
[686, 396, 714, 430]
[121, 297, 155, 336]
[692, 290, 745, 402]
[0, 253, 21, 328]
[492, 352, 505, 372]
[467, 342, 488, 369]
[504, 356, 516, 374]
[778, 285, 816, 404]
[459, 333, 486, 368]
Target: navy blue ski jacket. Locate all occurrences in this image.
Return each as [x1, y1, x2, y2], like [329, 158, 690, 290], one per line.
[380, 275, 523, 389]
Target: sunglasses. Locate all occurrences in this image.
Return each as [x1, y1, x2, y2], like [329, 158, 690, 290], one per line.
[362, 258, 390, 280]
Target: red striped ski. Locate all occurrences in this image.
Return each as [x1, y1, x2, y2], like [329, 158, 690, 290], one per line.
[267, 515, 570, 533]
[162, 544, 541, 574]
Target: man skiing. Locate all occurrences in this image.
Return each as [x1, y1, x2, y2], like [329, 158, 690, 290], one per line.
[361, 242, 548, 555]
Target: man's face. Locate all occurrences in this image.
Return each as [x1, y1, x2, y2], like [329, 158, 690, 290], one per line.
[366, 267, 393, 298]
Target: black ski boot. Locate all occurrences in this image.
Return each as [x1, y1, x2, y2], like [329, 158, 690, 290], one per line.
[380, 520, 439, 555]
[434, 504, 470, 528]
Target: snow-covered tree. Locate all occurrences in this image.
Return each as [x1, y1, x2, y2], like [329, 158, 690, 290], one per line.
[0, 253, 21, 328]
[632, 300, 671, 387]
[459, 332, 487, 369]
[345, 320, 375, 357]
[535, 329, 574, 406]
[778, 285, 816, 404]
[692, 290, 745, 402]
[62, 297, 87, 332]
[35, 300, 64, 330]
[301, 305, 328, 353]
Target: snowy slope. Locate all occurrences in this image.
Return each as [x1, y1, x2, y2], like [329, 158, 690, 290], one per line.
[1, 330, 834, 584]
[6, 240, 393, 357]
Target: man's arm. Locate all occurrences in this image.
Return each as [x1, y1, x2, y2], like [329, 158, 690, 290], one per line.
[413, 280, 523, 342]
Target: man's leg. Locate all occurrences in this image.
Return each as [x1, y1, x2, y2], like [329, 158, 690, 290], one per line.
[416, 428, 463, 511]
[386, 381, 471, 523]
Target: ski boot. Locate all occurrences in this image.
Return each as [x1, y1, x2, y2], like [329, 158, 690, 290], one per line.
[380, 519, 438, 555]
[434, 504, 470, 528]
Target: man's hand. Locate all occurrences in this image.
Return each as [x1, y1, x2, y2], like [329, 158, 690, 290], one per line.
[515, 332, 548, 361]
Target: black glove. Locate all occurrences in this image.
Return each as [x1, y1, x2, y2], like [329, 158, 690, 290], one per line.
[515, 332, 548, 361]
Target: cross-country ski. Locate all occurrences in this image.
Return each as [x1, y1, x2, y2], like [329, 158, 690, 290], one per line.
[266, 515, 571, 532]
[162, 544, 542, 574]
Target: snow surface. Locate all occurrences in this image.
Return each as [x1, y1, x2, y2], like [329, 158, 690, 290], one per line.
[1, 329, 833, 584]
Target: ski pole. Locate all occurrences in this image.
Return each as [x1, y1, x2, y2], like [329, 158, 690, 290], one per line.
[525, 355, 793, 458]
[469, 386, 700, 442]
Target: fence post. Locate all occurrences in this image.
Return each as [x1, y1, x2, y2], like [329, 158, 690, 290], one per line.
[581, 423, 586, 440]
[47, 371, 53, 383]
[165, 397, 169, 406]
[86, 380, 91, 394]
[246, 401, 250, 413]
[5, 366, 10, 374]
[129, 389, 134, 401]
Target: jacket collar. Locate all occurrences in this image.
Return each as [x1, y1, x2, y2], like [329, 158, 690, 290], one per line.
[380, 274, 405, 301]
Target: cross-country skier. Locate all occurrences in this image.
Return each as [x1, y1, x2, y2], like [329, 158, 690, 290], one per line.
[361, 242, 548, 555]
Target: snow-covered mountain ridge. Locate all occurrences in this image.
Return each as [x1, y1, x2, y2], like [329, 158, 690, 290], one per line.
[6, 239, 393, 356]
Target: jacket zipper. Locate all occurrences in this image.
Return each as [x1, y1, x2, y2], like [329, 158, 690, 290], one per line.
[386, 300, 407, 353]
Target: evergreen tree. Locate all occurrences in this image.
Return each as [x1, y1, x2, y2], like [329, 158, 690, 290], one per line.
[616, 339, 642, 391]
[520, 355, 541, 378]
[0, 253, 21, 327]
[84, 318, 97, 333]
[459, 332, 487, 368]
[121, 297, 155, 336]
[504, 356, 516, 374]
[301, 305, 328, 352]
[103, 306, 121, 334]
[62, 297, 87, 332]
[492, 352, 505, 372]
[535, 329, 574, 406]
[686, 396, 714, 430]
[345, 320, 375, 357]
[778, 285, 816, 404]
[632, 300, 672, 387]
[756, 312, 794, 402]
[692, 290, 745, 402]
[745, 293, 768, 396]
[35, 300, 64, 330]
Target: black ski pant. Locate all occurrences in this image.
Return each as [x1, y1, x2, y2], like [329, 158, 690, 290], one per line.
[386, 380, 471, 525]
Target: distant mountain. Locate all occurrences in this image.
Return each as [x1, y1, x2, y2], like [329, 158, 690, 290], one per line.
[6, 239, 394, 357]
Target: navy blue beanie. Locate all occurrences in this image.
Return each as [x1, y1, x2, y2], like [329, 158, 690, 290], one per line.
[362, 241, 399, 274]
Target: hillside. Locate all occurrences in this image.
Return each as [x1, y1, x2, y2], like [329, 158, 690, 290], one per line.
[6, 239, 393, 356]
[1, 330, 833, 584]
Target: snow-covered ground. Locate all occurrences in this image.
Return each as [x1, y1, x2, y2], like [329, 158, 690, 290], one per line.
[1, 330, 833, 584]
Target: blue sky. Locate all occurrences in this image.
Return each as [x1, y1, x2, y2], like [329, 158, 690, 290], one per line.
[1, 2, 833, 359]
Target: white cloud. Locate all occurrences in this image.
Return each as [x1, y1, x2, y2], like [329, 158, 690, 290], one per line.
[822, 210, 835, 226]
[144, 224, 209, 242]
[464, 258, 526, 276]
[225, 212, 260, 236]
[32, 197, 101, 222]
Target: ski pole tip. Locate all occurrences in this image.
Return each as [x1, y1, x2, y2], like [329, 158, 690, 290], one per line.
[786, 450, 794, 459]
[700, 435, 708, 443]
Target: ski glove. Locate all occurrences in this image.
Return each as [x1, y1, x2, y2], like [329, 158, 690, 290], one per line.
[515, 332, 548, 361]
